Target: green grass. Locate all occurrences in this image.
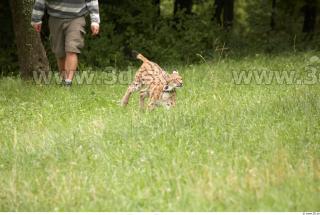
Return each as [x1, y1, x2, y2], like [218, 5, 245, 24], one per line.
[0, 53, 319, 211]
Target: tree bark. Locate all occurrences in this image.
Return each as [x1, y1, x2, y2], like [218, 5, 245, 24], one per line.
[9, 0, 49, 79]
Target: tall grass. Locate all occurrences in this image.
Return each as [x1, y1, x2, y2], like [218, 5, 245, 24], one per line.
[0, 53, 319, 211]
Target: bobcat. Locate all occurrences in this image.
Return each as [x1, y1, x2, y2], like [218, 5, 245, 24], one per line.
[121, 52, 183, 110]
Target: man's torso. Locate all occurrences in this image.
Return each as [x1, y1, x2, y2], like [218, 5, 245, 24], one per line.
[45, 0, 88, 19]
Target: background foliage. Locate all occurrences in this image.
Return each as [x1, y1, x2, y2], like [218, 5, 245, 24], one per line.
[1, 0, 319, 74]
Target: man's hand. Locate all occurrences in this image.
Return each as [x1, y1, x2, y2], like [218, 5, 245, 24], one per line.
[32, 23, 42, 33]
[91, 24, 100, 36]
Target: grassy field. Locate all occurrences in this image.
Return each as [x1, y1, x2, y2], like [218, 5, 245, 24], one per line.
[0, 53, 319, 211]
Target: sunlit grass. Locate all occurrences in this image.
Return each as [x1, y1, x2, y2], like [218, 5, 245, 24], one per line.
[0, 53, 319, 211]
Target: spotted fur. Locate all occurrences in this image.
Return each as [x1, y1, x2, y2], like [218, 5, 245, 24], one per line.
[121, 52, 183, 110]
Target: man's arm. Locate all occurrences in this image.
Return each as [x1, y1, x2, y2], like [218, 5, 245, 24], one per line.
[31, 0, 46, 25]
[86, 0, 100, 35]
[31, 0, 46, 32]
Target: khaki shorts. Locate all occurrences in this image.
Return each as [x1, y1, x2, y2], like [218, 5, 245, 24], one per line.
[48, 16, 86, 58]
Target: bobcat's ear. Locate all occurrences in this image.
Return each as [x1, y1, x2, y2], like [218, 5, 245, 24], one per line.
[173, 70, 179, 74]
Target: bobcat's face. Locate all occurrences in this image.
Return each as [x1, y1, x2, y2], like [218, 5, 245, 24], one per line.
[164, 71, 183, 92]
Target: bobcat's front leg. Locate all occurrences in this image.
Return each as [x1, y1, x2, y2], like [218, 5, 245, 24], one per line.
[171, 92, 177, 107]
[147, 95, 158, 111]
[147, 101, 156, 111]
[121, 83, 139, 106]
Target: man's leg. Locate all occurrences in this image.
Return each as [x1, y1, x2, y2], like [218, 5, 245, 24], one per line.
[64, 16, 86, 86]
[49, 17, 66, 81]
[57, 57, 66, 79]
[65, 52, 78, 84]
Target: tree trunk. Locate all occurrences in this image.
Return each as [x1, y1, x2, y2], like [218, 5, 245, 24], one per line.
[9, 0, 49, 79]
[213, 0, 234, 29]
[214, 0, 223, 26]
[152, 0, 160, 16]
[302, 0, 317, 33]
[174, 0, 193, 15]
[270, 0, 276, 30]
[223, 0, 234, 28]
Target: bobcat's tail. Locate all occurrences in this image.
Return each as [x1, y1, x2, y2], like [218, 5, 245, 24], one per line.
[132, 50, 149, 63]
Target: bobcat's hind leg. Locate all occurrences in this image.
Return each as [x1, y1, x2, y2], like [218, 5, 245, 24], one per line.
[139, 90, 148, 109]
